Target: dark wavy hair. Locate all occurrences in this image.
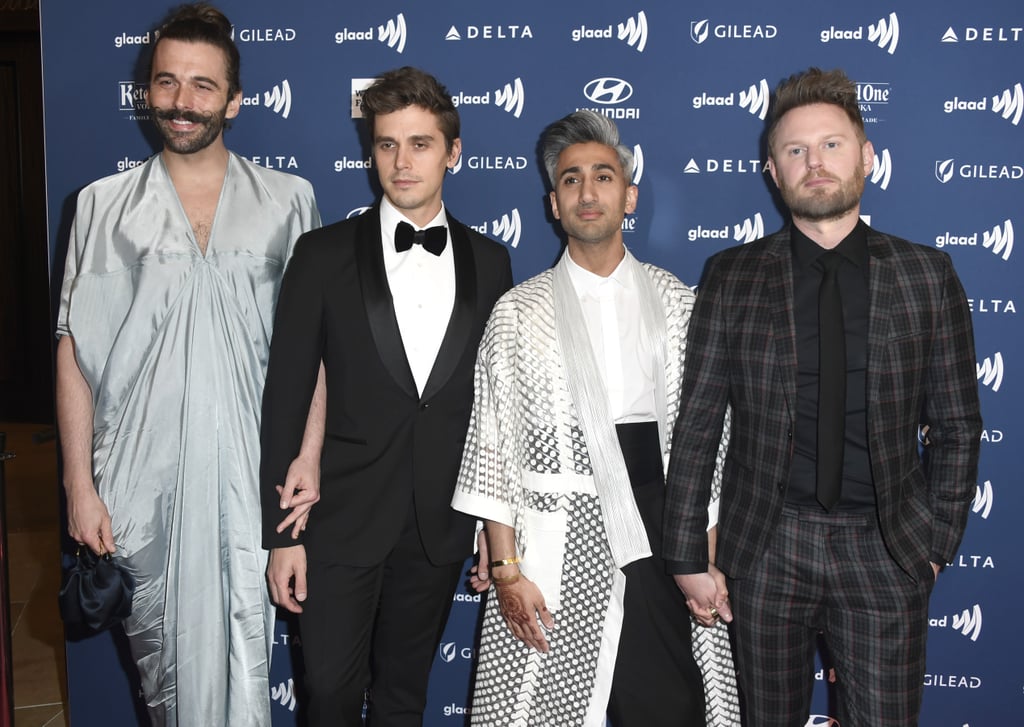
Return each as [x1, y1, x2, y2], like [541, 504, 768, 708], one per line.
[150, 3, 241, 98]
[360, 67, 460, 152]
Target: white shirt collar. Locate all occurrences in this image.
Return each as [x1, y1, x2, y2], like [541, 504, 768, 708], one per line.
[380, 196, 448, 245]
[565, 245, 634, 298]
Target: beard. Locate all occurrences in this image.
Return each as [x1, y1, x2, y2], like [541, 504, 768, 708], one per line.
[151, 105, 227, 154]
[779, 170, 865, 223]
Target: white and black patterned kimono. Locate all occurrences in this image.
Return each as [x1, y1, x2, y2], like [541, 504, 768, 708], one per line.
[452, 254, 739, 726]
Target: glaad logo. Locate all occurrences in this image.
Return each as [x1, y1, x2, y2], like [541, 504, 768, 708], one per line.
[335, 13, 406, 54]
[690, 18, 778, 44]
[977, 352, 1003, 392]
[632, 144, 644, 186]
[271, 678, 297, 711]
[113, 30, 154, 49]
[973, 481, 994, 519]
[992, 83, 1024, 126]
[804, 717, 840, 727]
[820, 12, 899, 55]
[734, 213, 764, 243]
[241, 80, 291, 118]
[935, 157, 1024, 183]
[941, 26, 1023, 43]
[116, 157, 147, 173]
[692, 79, 770, 120]
[451, 79, 525, 118]
[118, 81, 149, 117]
[444, 24, 533, 41]
[346, 207, 372, 219]
[943, 83, 1023, 126]
[471, 210, 522, 248]
[930, 604, 983, 641]
[935, 219, 1014, 260]
[870, 149, 892, 190]
[570, 11, 648, 53]
[618, 11, 649, 52]
[952, 605, 983, 642]
[496, 79, 525, 118]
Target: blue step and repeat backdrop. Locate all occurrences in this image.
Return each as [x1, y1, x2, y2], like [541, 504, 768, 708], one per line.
[40, 1, 1020, 725]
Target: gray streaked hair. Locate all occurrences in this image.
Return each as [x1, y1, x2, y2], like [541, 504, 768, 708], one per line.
[541, 110, 634, 187]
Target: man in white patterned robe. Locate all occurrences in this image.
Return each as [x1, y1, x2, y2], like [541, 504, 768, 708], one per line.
[452, 111, 738, 727]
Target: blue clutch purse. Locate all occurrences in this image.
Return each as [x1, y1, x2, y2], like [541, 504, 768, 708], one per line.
[58, 548, 135, 634]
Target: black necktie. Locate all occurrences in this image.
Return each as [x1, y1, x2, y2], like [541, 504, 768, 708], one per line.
[395, 221, 447, 256]
[816, 251, 845, 511]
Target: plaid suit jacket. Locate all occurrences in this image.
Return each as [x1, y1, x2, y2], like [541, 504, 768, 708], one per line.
[664, 225, 982, 581]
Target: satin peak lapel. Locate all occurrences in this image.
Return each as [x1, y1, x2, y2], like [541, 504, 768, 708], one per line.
[420, 214, 477, 401]
[354, 207, 418, 399]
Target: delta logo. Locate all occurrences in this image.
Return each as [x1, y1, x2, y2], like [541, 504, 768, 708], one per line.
[117, 81, 149, 119]
[929, 604, 983, 642]
[682, 157, 767, 175]
[570, 10, 648, 53]
[943, 83, 1023, 126]
[687, 212, 764, 243]
[444, 24, 533, 41]
[689, 18, 778, 45]
[934, 218, 1013, 260]
[451, 78, 525, 118]
[335, 13, 406, 53]
[977, 352, 1004, 392]
[820, 11, 899, 55]
[240, 80, 292, 119]
[935, 158, 1024, 183]
[691, 79, 770, 121]
[941, 25, 1023, 43]
[470, 209, 522, 248]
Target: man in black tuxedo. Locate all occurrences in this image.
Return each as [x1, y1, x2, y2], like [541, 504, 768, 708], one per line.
[259, 66, 512, 726]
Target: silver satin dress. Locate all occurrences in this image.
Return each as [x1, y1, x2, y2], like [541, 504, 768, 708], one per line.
[57, 153, 320, 726]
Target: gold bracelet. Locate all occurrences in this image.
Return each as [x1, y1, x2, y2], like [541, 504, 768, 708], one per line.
[491, 572, 520, 586]
[489, 556, 521, 568]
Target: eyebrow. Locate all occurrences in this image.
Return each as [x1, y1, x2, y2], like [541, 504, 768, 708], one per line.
[153, 71, 221, 89]
[558, 162, 617, 179]
[374, 132, 436, 144]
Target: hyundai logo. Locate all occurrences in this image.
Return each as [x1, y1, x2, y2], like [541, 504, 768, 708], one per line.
[584, 77, 634, 105]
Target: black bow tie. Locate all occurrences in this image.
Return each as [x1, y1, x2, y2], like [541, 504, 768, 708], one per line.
[395, 221, 447, 256]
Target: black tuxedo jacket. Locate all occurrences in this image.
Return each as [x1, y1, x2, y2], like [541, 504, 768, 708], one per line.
[260, 205, 512, 566]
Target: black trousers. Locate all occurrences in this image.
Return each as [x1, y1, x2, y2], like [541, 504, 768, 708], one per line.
[607, 422, 706, 727]
[299, 501, 463, 727]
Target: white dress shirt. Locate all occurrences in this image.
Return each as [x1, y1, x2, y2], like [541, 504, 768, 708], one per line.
[379, 197, 456, 396]
[565, 248, 656, 422]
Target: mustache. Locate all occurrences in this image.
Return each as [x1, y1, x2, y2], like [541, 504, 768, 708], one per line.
[152, 107, 215, 124]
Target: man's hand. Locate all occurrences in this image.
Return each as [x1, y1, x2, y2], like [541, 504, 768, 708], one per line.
[275, 454, 321, 539]
[674, 570, 733, 627]
[66, 483, 114, 555]
[468, 529, 490, 593]
[267, 545, 308, 613]
[495, 575, 554, 652]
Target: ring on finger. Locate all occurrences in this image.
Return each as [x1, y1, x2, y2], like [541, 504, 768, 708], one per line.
[708, 606, 719, 619]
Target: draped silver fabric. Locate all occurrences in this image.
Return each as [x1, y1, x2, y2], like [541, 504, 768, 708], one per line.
[57, 153, 320, 726]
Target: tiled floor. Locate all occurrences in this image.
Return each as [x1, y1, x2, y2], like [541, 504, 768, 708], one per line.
[2, 422, 68, 727]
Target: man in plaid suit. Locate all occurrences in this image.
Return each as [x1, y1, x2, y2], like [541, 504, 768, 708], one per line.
[663, 67, 982, 726]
